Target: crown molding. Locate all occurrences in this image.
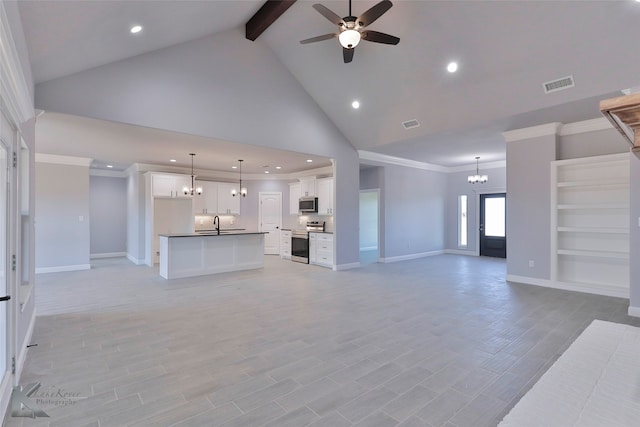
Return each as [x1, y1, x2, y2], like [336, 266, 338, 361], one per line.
[447, 160, 506, 173]
[559, 117, 613, 136]
[0, 3, 34, 123]
[502, 122, 562, 142]
[358, 150, 449, 173]
[90, 169, 128, 178]
[35, 153, 92, 166]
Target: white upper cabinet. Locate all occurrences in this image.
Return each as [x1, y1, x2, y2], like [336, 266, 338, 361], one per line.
[193, 181, 219, 215]
[152, 173, 192, 198]
[289, 182, 301, 215]
[317, 177, 334, 215]
[299, 176, 316, 197]
[217, 182, 240, 215]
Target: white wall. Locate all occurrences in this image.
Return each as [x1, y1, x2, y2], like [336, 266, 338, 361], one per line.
[35, 161, 91, 271]
[90, 175, 126, 256]
[34, 27, 360, 268]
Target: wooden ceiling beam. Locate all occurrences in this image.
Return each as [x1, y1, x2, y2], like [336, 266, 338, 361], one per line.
[246, 0, 297, 41]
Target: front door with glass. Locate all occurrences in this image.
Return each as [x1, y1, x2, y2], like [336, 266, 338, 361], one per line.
[480, 193, 506, 258]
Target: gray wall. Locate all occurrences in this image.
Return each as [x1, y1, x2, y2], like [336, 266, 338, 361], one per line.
[559, 128, 629, 160]
[506, 134, 557, 279]
[34, 27, 360, 267]
[381, 165, 446, 259]
[90, 175, 127, 255]
[445, 167, 506, 253]
[126, 169, 146, 264]
[35, 162, 90, 269]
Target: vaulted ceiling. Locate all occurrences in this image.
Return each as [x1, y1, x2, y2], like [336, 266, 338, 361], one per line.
[15, 0, 640, 169]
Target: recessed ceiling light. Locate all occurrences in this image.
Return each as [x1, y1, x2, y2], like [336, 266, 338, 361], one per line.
[232, 165, 237, 169]
[130, 25, 143, 34]
[106, 165, 113, 168]
[306, 159, 313, 163]
[169, 159, 177, 163]
[275, 166, 282, 170]
[447, 62, 458, 73]
[264, 171, 270, 174]
[351, 100, 360, 109]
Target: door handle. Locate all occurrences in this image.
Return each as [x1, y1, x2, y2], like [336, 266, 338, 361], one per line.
[0, 295, 10, 302]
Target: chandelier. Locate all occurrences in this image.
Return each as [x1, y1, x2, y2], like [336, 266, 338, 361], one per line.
[468, 156, 488, 184]
[231, 159, 247, 197]
[183, 153, 202, 195]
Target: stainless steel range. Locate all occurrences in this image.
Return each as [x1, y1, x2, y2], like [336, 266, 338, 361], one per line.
[291, 221, 325, 263]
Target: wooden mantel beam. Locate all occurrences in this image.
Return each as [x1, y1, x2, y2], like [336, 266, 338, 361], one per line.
[246, 0, 297, 41]
[600, 92, 640, 152]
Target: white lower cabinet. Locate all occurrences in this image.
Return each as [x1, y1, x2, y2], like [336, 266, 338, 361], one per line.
[281, 230, 291, 259]
[309, 232, 333, 268]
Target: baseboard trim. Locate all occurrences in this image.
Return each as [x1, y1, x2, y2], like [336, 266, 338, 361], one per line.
[334, 262, 360, 271]
[444, 249, 477, 256]
[15, 307, 36, 381]
[359, 246, 378, 251]
[628, 306, 640, 318]
[90, 252, 126, 259]
[506, 274, 629, 299]
[127, 254, 144, 265]
[35, 264, 91, 274]
[381, 250, 444, 263]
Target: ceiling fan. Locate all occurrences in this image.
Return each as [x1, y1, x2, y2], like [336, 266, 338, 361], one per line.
[300, 0, 400, 63]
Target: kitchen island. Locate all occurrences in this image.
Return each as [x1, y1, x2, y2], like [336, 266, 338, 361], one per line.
[158, 232, 266, 279]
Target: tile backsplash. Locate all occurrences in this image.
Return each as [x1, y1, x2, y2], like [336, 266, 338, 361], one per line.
[194, 215, 237, 231]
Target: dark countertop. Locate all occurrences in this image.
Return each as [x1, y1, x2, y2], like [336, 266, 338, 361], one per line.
[159, 231, 267, 238]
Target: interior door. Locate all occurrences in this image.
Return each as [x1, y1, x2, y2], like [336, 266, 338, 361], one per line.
[480, 193, 506, 258]
[259, 192, 282, 255]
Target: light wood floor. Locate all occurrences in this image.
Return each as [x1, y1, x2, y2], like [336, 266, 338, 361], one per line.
[4, 255, 639, 427]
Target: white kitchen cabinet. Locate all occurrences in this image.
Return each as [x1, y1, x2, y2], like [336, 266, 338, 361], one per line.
[317, 177, 334, 215]
[152, 173, 192, 198]
[289, 182, 301, 215]
[193, 181, 218, 215]
[309, 232, 333, 268]
[551, 153, 629, 298]
[299, 176, 316, 197]
[217, 182, 241, 215]
[280, 230, 292, 259]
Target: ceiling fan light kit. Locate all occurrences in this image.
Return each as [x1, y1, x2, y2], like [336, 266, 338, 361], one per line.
[300, 0, 400, 63]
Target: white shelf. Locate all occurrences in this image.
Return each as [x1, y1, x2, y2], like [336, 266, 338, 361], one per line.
[551, 153, 630, 295]
[557, 249, 628, 259]
[557, 203, 628, 210]
[557, 226, 628, 234]
[557, 179, 628, 188]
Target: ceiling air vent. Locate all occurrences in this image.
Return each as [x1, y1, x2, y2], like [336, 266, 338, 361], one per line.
[402, 119, 420, 130]
[543, 75, 575, 94]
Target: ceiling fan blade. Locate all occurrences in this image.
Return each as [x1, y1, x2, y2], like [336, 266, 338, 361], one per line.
[312, 4, 345, 26]
[361, 30, 400, 45]
[357, 0, 393, 27]
[300, 33, 337, 44]
[343, 47, 354, 63]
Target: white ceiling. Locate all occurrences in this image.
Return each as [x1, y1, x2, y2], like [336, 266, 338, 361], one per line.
[16, 0, 640, 170]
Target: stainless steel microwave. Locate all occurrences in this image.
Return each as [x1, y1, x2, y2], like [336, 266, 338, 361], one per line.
[299, 197, 318, 213]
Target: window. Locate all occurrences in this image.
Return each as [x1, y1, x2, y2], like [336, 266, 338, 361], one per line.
[458, 195, 468, 247]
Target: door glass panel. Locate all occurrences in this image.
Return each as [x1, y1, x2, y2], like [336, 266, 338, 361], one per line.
[484, 197, 505, 237]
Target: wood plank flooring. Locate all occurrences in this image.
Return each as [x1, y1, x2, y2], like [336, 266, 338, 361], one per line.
[4, 255, 639, 427]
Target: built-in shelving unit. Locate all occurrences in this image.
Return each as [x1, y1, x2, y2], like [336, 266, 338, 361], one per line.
[551, 153, 630, 297]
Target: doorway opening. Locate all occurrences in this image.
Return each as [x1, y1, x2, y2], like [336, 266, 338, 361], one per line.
[359, 189, 380, 264]
[479, 193, 506, 258]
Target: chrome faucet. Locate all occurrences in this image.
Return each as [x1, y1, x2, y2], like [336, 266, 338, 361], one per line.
[213, 216, 220, 235]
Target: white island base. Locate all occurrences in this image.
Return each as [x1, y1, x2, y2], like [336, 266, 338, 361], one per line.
[159, 233, 265, 279]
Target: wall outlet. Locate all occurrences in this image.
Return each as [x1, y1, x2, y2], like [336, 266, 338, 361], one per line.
[230, 218, 234, 225]
[529, 260, 535, 268]
[199, 219, 204, 225]
[78, 215, 84, 222]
